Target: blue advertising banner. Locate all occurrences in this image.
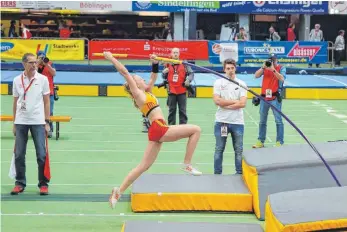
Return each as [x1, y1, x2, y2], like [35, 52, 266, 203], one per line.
[208, 41, 328, 64]
[132, 1, 328, 14]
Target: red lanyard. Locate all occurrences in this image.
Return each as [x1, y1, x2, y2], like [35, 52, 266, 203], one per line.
[21, 74, 35, 101]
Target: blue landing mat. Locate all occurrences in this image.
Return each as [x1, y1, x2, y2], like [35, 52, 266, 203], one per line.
[1, 71, 347, 88]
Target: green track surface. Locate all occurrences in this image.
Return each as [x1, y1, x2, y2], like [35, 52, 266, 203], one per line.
[1, 95, 347, 232]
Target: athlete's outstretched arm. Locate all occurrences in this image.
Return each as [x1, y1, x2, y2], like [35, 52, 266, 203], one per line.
[104, 51, 141, 97]
[146, 54, 159, 92]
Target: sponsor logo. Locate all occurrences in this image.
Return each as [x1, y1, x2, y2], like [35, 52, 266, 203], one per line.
[253, 1, 266, 7]
[80, 2, 113, 10]
[0, 42, 14, 52]
[221, 1, 247, 8]
[244, 43, 285, 54]
[135, 1, 152, 9]
[253, 1, 322, 8]
[287, 43, 321, 60]
[1, 1, 16, 7]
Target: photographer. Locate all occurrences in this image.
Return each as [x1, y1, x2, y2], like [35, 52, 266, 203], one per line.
[252, 54, 286, 148]
[161, 48, 194, 125]
[37, 51, 56, 138]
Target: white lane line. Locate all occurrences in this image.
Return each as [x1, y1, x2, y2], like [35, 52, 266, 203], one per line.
[244, 108, 272, 143]
[1, 183, 119, 186]
[311, 101, 347, 124]
[329, 113, 347, 119]
[313, 74, 347, 87]
[4, 130, 338, 135]
[0, 213, 256, 219]
[0, 161, 235, 166]
[0, 148, 239, 153]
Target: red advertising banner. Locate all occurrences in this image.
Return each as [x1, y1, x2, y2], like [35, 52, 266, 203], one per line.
[89, 40, 209, 60]
[89, 40, 150, 60]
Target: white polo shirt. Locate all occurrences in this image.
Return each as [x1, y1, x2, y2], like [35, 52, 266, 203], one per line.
[213, 77, 247, 125]
[13, 71, 50, 125]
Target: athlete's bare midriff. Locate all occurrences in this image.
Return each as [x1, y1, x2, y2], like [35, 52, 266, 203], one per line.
[147, 107, 165, 123]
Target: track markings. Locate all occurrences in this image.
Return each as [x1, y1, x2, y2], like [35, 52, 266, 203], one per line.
[311, 101, 347, 125]
[0, 212, 256, 220]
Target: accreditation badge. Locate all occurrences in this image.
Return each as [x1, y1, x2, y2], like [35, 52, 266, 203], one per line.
[221, 125, 228, 137]
[20, 101, 27, 111]
[173, 74, 179, 83]
[266, 89, 272, 98]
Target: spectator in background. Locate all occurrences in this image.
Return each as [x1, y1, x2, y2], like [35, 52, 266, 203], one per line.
[59, 21, 71, 39]
[334, 30, 345, 67]
[21, 23, 32, 39]
[8, 20, 17, 37]
[234, 27, 248, 41]
[11, 53, 51, 195]
[309, 24, 324, 68]
[37, 51, 56, 138]
[1, 23, 5, 37]
[268, 26, 281, 41]
[162, 23, 173, 41]
[287, 23, 296, 41]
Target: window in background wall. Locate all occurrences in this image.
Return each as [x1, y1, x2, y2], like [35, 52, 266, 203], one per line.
[251, 14, 290, 41]
[196, 13, 238, 40]
[1, 12, 170, 40]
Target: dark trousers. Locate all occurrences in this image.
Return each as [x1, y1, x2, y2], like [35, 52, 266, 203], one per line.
[167, 93, 187, 125]
[335, 50, 343, 66]
[49, 95, 54, 132]
[15, 124, 49, 188]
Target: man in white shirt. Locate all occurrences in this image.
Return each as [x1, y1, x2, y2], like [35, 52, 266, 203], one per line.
[213, 59, 247, 174]
[11, 53, 51, 195]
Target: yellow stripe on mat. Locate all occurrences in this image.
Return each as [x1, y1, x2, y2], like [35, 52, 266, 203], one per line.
[265, 200, 284, 231]
[121, 223, 125, 232]
[242, 160, 260, 219]
[265, 200, 347, 232]
[131, 192, 253, 212]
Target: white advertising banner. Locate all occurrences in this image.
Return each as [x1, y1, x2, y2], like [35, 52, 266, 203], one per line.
[0, 1, 132, 11]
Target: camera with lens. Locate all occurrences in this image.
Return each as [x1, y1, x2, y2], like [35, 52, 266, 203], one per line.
[38, 54, 49, 64]
[184, 83, 195, 97]
[43, 56, 49, 63]
[157, 80, 168, 89]
[252, 96, 260, 106]
[265, 59, 272, 67]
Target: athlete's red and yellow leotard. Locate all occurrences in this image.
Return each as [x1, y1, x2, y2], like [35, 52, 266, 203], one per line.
[140, 92, 169, 142]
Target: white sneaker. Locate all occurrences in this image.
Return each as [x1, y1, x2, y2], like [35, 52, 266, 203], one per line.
[109, 187, 121, 209]
[181, 164, 202, 176]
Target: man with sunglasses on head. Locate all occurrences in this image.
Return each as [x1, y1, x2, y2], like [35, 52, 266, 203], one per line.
[11, 53, 51, 195]
[37, 51, 56, 138]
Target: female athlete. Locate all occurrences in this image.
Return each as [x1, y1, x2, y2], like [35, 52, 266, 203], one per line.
[103, 51, 202, 209]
